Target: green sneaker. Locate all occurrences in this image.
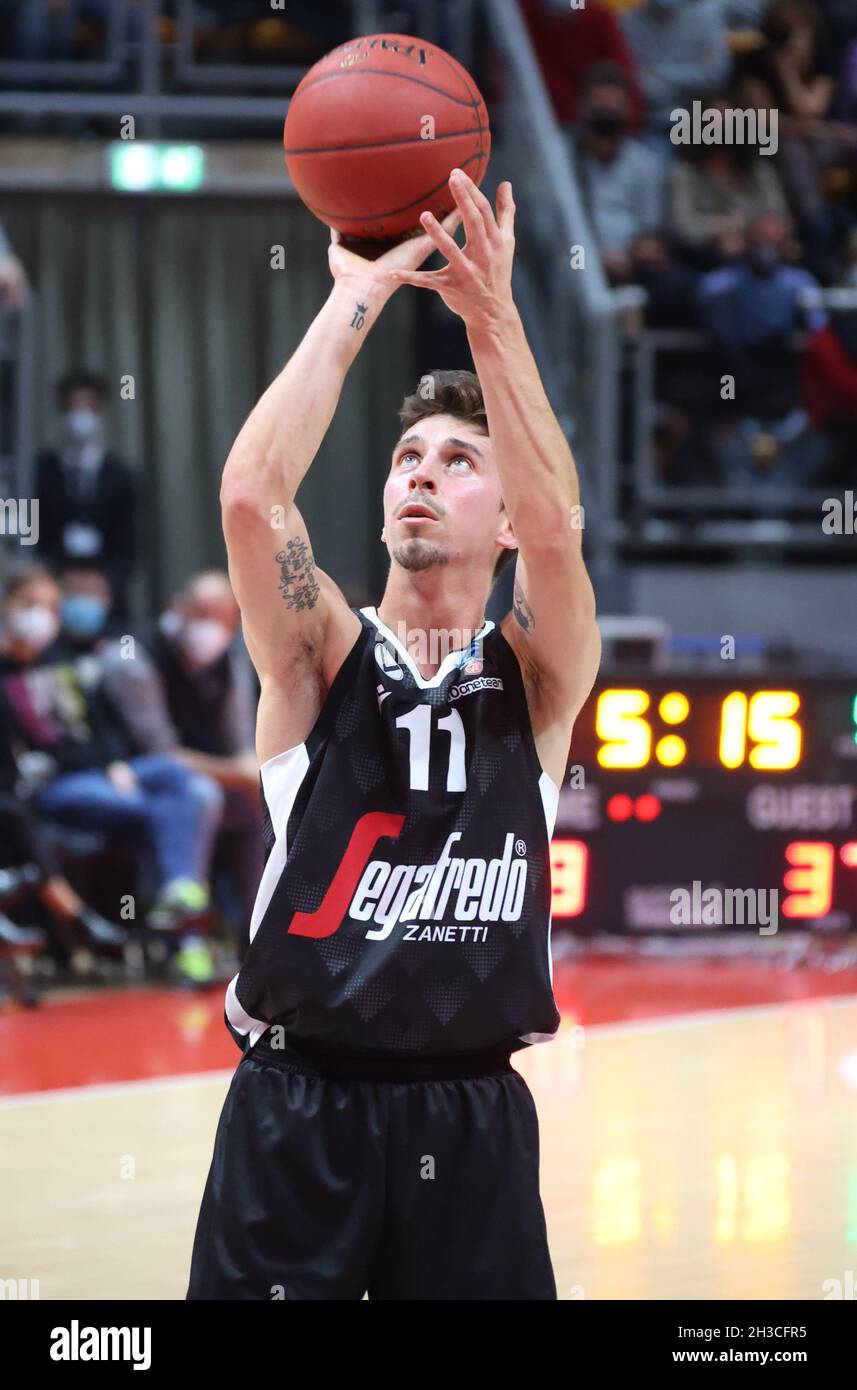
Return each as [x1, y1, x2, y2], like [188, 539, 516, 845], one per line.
[162, 878, 210, 913]
[171, 938, 215, 987]
[149, 878, 210, 931]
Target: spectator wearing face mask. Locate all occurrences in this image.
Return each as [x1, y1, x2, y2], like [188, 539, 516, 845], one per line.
[0, 567, 128, 954]
[100, 571, 263, 956]
[57, 564, 118, 655]
[737, 0, 853, 282]
[0, 567, 220, 944]
[570, 62, 666, 285]
[34, 371, 136, 621]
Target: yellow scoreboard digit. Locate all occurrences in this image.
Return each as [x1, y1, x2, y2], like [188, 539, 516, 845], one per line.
[593, 687, 803, 771]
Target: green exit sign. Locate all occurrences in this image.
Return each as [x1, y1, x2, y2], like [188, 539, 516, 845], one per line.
[108, 143, 205, 192]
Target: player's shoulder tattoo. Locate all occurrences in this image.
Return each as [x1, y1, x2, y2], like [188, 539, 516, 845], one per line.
[275, 537, 321, 611]
[513, 577, 535, 633]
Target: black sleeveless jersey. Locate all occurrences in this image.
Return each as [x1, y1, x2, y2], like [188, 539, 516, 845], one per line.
[225, 605, 561, 1059]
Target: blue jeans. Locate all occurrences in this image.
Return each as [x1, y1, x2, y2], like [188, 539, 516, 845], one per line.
[36, 755, 221, 891]
[714, 411, 828, 496]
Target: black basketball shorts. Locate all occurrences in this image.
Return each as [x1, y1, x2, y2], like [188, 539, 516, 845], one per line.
[186, 1037, 556, 1300]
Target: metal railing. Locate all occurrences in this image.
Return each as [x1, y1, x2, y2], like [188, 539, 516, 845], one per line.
[0, 0, 130, 85]
[0, 299, 36, 509]
[170, 0, 384, 90]
[624, 290, 857, 530]
[0, 0, 378, 132]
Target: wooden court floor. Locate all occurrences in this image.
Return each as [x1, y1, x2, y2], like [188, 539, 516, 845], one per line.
[1, 967, 855, 1300]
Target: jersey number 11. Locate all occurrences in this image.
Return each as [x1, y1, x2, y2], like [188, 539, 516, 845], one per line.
[396, 704, 466, 792]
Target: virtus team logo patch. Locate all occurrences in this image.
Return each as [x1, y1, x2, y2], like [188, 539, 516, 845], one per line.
[374, 639, 404, 680]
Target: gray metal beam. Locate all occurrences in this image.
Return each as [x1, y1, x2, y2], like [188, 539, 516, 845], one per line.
[0, 93, 287, 121]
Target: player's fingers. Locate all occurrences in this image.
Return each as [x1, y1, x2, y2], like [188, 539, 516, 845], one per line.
[439, 207, 463, 238]
[448, 170, 489, 251]
[386, 268, 442, 289]
[418, 209, 466, 264]
[330, 227, 341, 244]
[497, 182, 516, 236]
[453, 169, 502, 246]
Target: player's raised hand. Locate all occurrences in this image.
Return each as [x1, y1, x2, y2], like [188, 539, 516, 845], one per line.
[328, 207, 463, 292]
[385, 171, 516, 330]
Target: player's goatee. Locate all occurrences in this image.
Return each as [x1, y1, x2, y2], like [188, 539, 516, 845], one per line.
[392, 541, 449, 572]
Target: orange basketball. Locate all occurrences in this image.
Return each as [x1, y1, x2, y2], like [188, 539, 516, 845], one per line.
[283, 33, 491, 240]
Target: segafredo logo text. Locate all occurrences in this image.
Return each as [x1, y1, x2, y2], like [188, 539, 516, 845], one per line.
[353, 830, 527, 941]
[287, 816, 527, 942]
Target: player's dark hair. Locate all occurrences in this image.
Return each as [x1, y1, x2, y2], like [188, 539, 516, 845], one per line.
[56, 370, 108, 410]
[397, 369, 516, 585]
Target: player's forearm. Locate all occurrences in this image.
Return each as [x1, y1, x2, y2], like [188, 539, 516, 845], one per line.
[466, 303, 580, 546]
[221, 277, 391, 513]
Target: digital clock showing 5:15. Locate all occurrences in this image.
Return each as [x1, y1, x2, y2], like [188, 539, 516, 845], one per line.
[569, 682, 857, 773]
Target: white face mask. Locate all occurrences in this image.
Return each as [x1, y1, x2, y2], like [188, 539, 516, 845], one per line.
[63, 407, 103, 446]
[179, 618, 232, 667]
[6, 604, 60, 651]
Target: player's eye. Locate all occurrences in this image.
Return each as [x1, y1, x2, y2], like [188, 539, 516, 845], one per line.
[397, 452, 419, 467]
[449, 456, 472, 471]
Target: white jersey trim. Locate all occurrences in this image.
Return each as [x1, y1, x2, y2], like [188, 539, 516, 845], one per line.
[359, 605, 495, 689]
[224, 741, 311, 1048]
[536, 769, 559, 1016]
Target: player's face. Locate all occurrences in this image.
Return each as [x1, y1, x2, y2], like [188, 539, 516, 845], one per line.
[383, 414, 507, 575]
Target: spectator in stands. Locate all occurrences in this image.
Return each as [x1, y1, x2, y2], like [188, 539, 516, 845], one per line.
[669, 95, 791, 269]
[741, 0, 836, 121]
[697, 212, 828, 489]
[570, 63, 665, 285]
[627, 231, 701, 327]
[0, 221, 27, 310]
[100, 571, 262, 953]
[34, 371, 137, 621]
[698, 214, 826, 357]
[0, 566, 220, 941]
[58, 564, 118, 655]
[738, 0, 854, 281]
[518, 0, 644, 131]
[801, 301, 857, 444]
[621, 0, 732, 155]
[0, 792, 128, 952]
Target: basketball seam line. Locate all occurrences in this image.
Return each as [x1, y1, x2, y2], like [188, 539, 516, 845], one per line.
[289, 67, 484, 110]
[285, 126, 490, 157]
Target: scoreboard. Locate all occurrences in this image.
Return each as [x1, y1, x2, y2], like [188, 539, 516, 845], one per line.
[551, 674, 857, 934]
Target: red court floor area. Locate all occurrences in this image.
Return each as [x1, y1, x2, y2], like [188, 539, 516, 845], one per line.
[2, 954, 857, 1096]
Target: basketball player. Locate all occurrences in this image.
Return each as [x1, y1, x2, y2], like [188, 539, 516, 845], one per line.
[187, 169, 601, 1300]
